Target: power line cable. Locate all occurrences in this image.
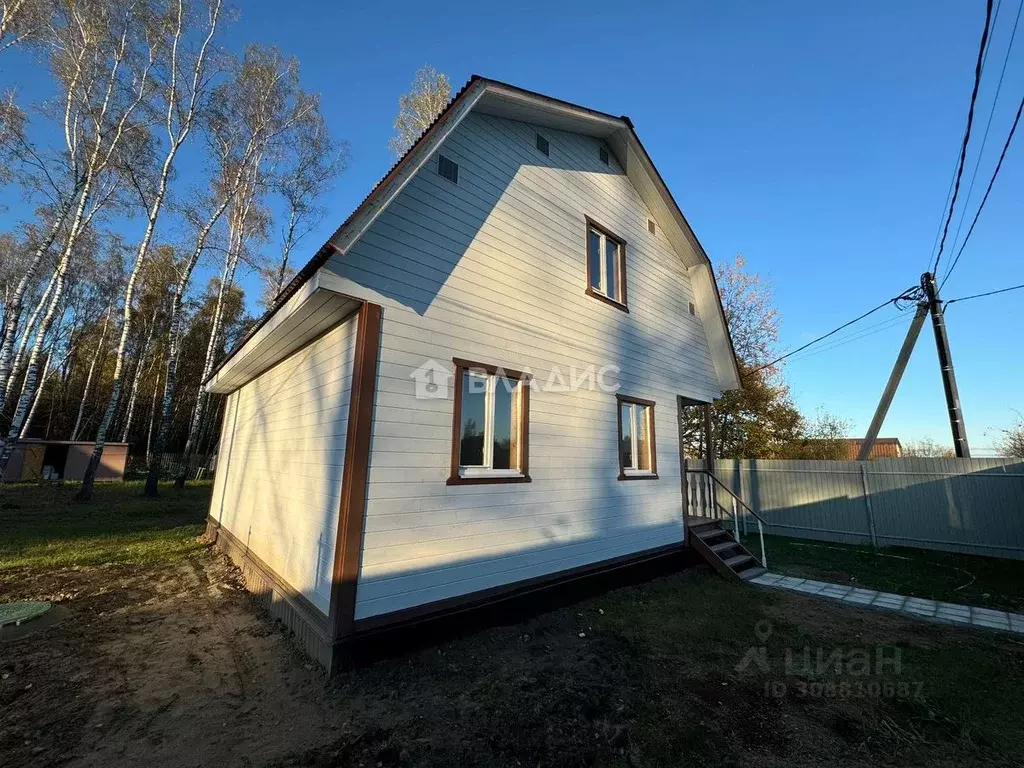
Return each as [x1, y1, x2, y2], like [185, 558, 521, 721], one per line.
[786, 312, 912, 360]
[944, 281, 1024, 308]
[949, 0, 1022, 257]
[747, 290, 917, 375]
[784, 314, 914, 366]
[927, 0, 1005, 270]
[931, 0, 996, 277]
[939, 94, 1024, 291]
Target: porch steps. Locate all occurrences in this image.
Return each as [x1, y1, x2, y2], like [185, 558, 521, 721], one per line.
[688, 519, 766, 582]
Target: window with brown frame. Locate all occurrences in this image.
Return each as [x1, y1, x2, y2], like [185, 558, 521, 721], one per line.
[448, 358, 531, 485]
[616, 394, 657, 480]
[585, 218, 628, 311]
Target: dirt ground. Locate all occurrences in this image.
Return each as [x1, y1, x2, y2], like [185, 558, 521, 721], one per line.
[0, 553, 342, 766]
[3, 545, 1023, 767]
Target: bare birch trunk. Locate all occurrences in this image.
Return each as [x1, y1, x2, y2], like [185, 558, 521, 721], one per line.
[19, 350, 51, 439]
[145, 372, 160, 464]
[144, 199, 229, 497]
[77, 240, 147, 500]
[177, 241, 239, 489]
[0, 207, 71, 414]
[0, 175, 93, 476]
[71, 303, 112, 441]
[120, 305, 159, 443]
[4, 266, 58, 405]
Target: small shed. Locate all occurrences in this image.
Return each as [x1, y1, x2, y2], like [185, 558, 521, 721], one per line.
[1, 440, 129, 482]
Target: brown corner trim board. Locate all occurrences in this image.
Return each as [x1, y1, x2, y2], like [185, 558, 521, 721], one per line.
[328, 301, 383, 642]
[205, 300, 383, 673]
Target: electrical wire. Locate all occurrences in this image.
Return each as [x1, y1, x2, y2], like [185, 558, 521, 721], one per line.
[949, 0, 1022, 258]
[746, 289, 918, 375]
[931, 0, 996, 277]
[939, 94, 1024, 291]
[927, 0, 1004, 271]
[944, 281, 1024, 308]
[783, 314, 915, 366]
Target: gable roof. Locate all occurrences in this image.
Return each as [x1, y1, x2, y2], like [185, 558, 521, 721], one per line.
[208, 76, 741, 392]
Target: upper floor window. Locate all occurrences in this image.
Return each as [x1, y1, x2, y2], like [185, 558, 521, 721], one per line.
[448, 359, 531, 485]
[617, 395, 657, 480]
[585, 218, 628, 311]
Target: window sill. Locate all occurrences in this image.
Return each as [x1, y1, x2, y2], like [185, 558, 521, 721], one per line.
[618, 471, 659, 481]
[585, 287, 629, 313]
[447, 472, 532, 486]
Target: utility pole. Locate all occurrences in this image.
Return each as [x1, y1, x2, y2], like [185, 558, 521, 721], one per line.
[857, 302, 929, 461]
[921, 272, 971, 458]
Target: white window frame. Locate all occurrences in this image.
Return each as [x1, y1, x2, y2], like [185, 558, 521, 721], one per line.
[586, 222, 625, 306]
[620, 401, 655, 476]
[593, 225, 614, 296]
[459, 372, 523, 478]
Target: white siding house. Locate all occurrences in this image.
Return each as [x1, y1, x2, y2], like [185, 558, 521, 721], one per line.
[203, 77, 740, 670]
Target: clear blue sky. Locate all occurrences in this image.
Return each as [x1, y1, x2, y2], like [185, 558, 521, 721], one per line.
[4, 0, 1022, 453]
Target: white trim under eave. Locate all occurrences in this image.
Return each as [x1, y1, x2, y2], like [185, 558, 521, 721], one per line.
[689, 263, 741, 391]
[203, 270, 361, 395]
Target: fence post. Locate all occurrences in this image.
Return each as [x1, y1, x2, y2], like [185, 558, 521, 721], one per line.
[860, 464, 878, 549]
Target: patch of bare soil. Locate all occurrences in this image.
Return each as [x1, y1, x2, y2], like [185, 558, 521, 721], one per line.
[0, 553, 338, 766]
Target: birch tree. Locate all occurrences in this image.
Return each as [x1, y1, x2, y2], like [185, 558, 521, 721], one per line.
[177, 158, 264, 486]
[388, 64, 450, 157]
[70, 301, 110, 439]
[77, 0, 224, 500]
[0, 0, 48, 54]
[145, 44, 324, 495]
[265, 109, 347, 303]
[0, 0, 157, 477]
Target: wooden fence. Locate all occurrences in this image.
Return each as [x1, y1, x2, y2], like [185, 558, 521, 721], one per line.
[686, 457, 1024, 560]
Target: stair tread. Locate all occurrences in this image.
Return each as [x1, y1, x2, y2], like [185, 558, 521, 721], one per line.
[723, 554, 754, 568]
[693, 526, 729, 540]
[710, 541, 739, 553]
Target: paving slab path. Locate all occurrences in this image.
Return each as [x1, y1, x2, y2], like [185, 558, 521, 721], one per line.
[750, 572, 1024, 634]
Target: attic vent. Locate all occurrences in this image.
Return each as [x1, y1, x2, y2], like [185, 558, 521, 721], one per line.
[688, 302, 697, 316]
[648, 219, 656, 235]
[599, 146, 609, 165]
[536, 133, 549, 156]
[437, 154, 459, 184]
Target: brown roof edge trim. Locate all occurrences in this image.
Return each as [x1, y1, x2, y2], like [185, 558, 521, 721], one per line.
[329, 301, 382, 640]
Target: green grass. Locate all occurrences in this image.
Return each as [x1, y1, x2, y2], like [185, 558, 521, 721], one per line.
[764, 533, 1024, 612]
[0, 481, 213, 569]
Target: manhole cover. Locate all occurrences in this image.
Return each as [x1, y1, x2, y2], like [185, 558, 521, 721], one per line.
[0, 602, 51, 627]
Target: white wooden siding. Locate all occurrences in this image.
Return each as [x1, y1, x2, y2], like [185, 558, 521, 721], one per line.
[323, 112, 720, 619]
[209, 317, 358, 615]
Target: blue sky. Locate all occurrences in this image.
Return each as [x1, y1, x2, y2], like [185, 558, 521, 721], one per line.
[3, 0, 1022, 453]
